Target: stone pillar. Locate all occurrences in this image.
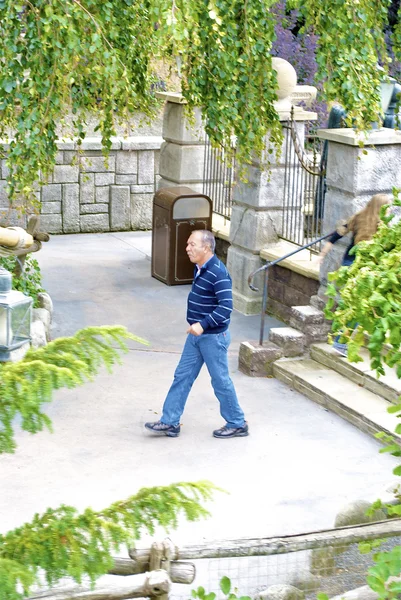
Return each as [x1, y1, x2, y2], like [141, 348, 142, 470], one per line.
[227, 108, 317, 315]
[157, 93, 206, 193]
[317, 127, 401, 300]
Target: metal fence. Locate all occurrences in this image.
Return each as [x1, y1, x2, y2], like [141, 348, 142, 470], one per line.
[31, 519, 401, 600]
[202, 135, 235, 219]
[281, 118, 326, 253]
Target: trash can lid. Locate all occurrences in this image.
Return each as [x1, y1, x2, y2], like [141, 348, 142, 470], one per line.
[154, 186, 212, 210]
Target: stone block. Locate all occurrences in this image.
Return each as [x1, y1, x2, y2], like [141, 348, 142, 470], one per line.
[162, 103, 205, 145]
[41, 184, 62, 202]
[238, 340, 283, 376]
[227, 245, 264, 298]
[80, 203, 109, 214]
[326, 142, 401, 194]
[121, 136, 163, 151]
[138, 151, 155, 184]
[157, 177, 204, 194]
[290, 305, 325, 324]
[154, 149, 160, 176]
[63, 151, 76, 165]
[130, 184, 154, 194]
[110, 185, 130, 231]
[80, 214, 110, 232]
[0, 180, 9, 207]
[95, 172, 115, 186]
[41, 202, 61, 214]
[283, 285, 311, 307]
[267, 279, 284, 303]
[116, 151, 138, 174]
[131, 193, 153, 230]
[81, 156, 115, 173]
[80, 173, 95, 204]
[96, 186, 110, 204]
[229, 205, 278, 252]
[56, 139, 75, 150]
[289, 270, 319, 296]
[266, 298, 293, 323]
[159, 142, 205, 184]
[271, 264, 292, 284]
[269, 327, 305, 356]
[79, 137, 121, 151]
[233, 166, 288, 209]
[54, 151, 64, 165]
[116, 174, 138, 185]
[39, 214, 62, 233]
[53, 165, 79, 183]
[1, 160, 9, 179]
[62, 183, 80, 233]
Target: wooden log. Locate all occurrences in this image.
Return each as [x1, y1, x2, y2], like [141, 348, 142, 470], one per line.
[128, 520, 401, 562]
[28, 570, 170, 600]
[109, 557, 195, 584]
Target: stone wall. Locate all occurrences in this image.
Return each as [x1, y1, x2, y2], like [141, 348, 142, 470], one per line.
[266, 265, 319, 322]
[0, 136, 162, 233]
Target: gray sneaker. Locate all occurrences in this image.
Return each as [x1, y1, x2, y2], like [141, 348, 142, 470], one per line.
[213, 423, 249, 439]
[145, 420, 180, 437]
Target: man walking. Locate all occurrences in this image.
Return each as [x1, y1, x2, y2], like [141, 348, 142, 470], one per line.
[145, 229, 248, 439]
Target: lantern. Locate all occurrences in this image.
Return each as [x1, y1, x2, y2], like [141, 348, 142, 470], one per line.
[0, 267, 32, 361]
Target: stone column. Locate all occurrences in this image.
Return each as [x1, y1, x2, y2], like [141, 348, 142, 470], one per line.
[157, 92, 206, 193]
[227, 107, 317, 315]
[317, 127, 401, 301]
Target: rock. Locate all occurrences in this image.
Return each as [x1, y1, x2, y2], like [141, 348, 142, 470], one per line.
[288, 570, 320, 592]
[32, 308, 51, 341]
[37, 292, 53, 320]
[334, 500, 386, 528]
[30, 319, 47, 349]
[255, 584, 304, 600]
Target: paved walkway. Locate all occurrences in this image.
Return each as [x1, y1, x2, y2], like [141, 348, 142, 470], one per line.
[1, 232, 398, 552]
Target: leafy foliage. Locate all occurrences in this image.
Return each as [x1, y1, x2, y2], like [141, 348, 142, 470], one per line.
[325, 187, 401, 374]
[1, 0, 401, 205]
[0, 325, 147, 453]
[325, 189, 401, 598]
[0, 480, 218, 600]
[192, 576, 251, 600]
[0, 255, 44, 307]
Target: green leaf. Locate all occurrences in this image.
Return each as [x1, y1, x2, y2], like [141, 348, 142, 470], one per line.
[220, 576, 231, 595]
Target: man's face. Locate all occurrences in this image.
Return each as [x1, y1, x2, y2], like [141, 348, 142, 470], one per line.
[186, 232, 209, 265]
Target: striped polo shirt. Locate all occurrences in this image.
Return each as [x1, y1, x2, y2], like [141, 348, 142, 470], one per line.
[187, 254, 233, 334]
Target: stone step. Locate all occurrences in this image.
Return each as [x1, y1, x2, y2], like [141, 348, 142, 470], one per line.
[273, 358, 401, 444]
[311, 342, 401, 405]
[289, 305, 331, 343]
[269, 327, 306, 357]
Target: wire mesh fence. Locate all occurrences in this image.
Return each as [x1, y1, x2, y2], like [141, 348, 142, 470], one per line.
[168, 520, 401, 600]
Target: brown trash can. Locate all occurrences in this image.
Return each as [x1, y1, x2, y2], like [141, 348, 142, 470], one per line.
[152, 186, 213, 285]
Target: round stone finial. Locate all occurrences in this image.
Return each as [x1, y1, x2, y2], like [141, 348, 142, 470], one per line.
[271, 57, 297, 111]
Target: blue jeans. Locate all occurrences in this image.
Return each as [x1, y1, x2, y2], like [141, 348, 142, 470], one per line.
[161, 331, 245, 428]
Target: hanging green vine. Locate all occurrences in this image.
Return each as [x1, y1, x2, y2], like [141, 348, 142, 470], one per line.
[301, 0, 394, 131]
[0, 325, 147, 454]
[0, 480, 218, 600]
[1, 0, 401, 206]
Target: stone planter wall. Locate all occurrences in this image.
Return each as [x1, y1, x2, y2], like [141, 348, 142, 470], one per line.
[0, 137, 163, 233]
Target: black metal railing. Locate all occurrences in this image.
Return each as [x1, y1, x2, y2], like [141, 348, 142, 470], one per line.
[281, 112, 326, 252]
[203, 135, 235, 219]
[248, 231, 335, 346]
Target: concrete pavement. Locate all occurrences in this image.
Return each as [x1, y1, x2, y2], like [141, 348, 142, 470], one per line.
[1, 231, 398, 555]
